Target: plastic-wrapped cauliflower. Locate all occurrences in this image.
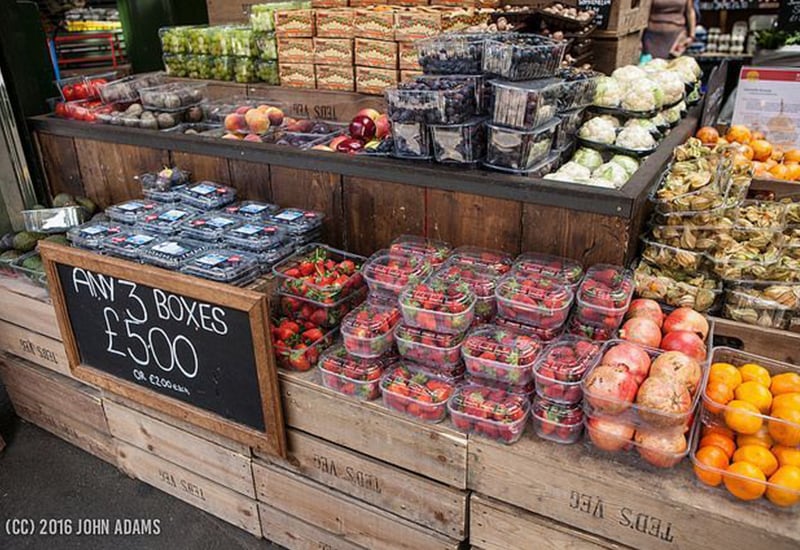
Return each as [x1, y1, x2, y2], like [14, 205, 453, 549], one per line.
[610, 154, 640, 176]
[650, 70, 685, 106]
[644, 58, 669, 72]
[615, 126, 656, 151]
[624, 118, 659, 135]
[545, 161, 592, 183]
[662, 101, 686, 125]
[578, 117, 617, 144]
[586, 178, 620, 189]
[649, 112, 668, 128]
[687, 83, 701, 104]
[593, 76, 623, 108]
[668, 56, 702, 84]
[592, 162, 630, 187]
[596, 115, 621, 128]
[612, 65, 648, 83]
[572, 147, 604, 171]
[621, 78, 664, 112]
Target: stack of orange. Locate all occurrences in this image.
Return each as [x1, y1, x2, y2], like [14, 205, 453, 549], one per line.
[695, 362, 800, 506]
[694, 125, 800, 181]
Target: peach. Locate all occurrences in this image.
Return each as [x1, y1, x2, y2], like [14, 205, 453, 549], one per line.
[224, 113, 247, 133]
[375, 114, 391, 139]
[265, 106, 284, 127]
[245, 109, 270, 134]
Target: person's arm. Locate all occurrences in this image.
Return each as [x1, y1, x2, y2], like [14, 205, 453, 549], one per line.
[687, 0, 697, 40]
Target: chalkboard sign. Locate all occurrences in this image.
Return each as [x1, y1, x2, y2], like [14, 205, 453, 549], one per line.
[577, 0, 612, 30]
[39, 241, 286, 457]
[701, 60, 729, 128]
[779, 0, 800, 32]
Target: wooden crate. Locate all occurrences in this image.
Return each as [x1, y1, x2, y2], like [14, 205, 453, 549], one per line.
[0, 355, 116, 464]
[253, 461, 463, 549]
[592, 31, 643, 75]
[260, 503, 367, 550]
[0, 319, 70, 377]
[255, 429, 468, 538]
[206, 0, 259, 25]
[116, 441, 261, 536]
[712, 316, 800, 365]
[593, 0, 653, 37]
[468, 432, 800, 550]
[105, 400, 256, 497]
[280, 369, 469, 489]
[471, 494, 625, 550]
[0, 277, 60, 340]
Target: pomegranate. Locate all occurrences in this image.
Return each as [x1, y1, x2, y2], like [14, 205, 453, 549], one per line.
[601, 342, 652, 385]
[634, 428, 687, 468]
[660, 330, 707, 362]
[662, 307, 709, 340]
[649, 351, 702, 395]
[584, 364, 638, 414]
[635, 376, 692, 427]
[586, 416, 635, 452]
[625, 298, 664, 328]
[619, 317, 662, 348]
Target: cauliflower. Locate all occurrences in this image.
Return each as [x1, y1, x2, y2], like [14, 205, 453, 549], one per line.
[592, 162, 630, 187]
[612, 65, 648, 83]
[624, 118, 659, 135]
[644, 58, 669, 72]
[545, 161, 592, 183]
[662, 104, 682, 124]
[622, 78, 664, 112]
[578, 117, 617, 144]
[668, 56, 702, 84]
[610, 154, 640, 176]
[615, 126, 656, 151]
[649, 112, 668, 128]
[586, 178, 620, 189]
[593, 76, 623, 108]
[572, 147, 604, 171]
[596, 115, 621, 128]
[650, 70, 685, 106]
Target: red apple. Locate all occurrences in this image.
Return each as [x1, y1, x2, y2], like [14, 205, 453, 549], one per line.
[587, 416, 635, 452]
[619, 317, 662, 348]
[634, 428, 687, 468]
[235, 105, 250, 115]
[662, 307, 709, 340]
[328, 135, 349, 150]
[336, 137, 365, 153]
[375, 114, 391, 139]
[625, 298, 664, 328]
[649, 351, 701, 395]
[287, 119, 314, 133]
[635, 376, 691, 427]
[601, 342, 652, 385]
[349, 115, 376, 141]
[584, 364, 639, 415]
[356, 108, 380, 121]
[265, 106, 284, 127]
[660, 330, 706, 362]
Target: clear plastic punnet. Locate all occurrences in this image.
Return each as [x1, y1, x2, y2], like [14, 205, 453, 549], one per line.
[485, 119, 558, 170]
[318, 343, 394, 401]
[394, 323, 465, 369]
[269, 208, 325, 238]
[363, 250, 433, 296]
[67, 221, 124, 250]
[101, 230, 159, 260]
[380, 361, 456, 424]
[224, 200, 280, 221]
[512, 252, 584, 288]
[495, 272, 574, 330]
[461, 323, 542, 385]
[276, 286, 367, 329]
[105, 199, 161, 225]
[432, 259, 500, 323]
[386, 80, 477, 125]
[139, 237, 208, 270]
[136, 205, 199, 235]
[490, 79, 560, 130]
[482, 34, 567, 81]
[532, 395, 584, 444]
[449, 383, 530, 444]
[399, 278, 476, 334]
[389, 235, 452, 265]
[179, 212, 242, 242]
[341, 302, 402, 358]
[181, 249, 261, 285]
[272, 243, 366, 302]
[138, 81, 207, 112]
[573, 264, 634, 330]
[178, 181, 237, 210]
[417, 33, 487, 75]
[533, 335, 602, 405]
[223, 222, 289, 252]
[449, 246, 513, 276]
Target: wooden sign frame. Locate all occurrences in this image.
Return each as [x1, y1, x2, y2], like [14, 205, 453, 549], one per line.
[39, 241, 286, 458]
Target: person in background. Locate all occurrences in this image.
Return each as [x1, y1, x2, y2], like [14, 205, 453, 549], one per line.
[643, 0, 697, 59]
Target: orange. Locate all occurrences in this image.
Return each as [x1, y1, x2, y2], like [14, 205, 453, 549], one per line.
[771, 373, 800, 396]
[750, 139, 773, 162]
[733, 445, 779, 476]
[772, 445, 800, 468]
[770, 163, 792, 181]
[694, 445, 729, 486]
[786, 163, 800, 181]
[734, 381, 773, 414]
[766, 465, 800, 507]
[726, 125, 752, 144]
[710, 362, 742, 388]
[772, 392, 800, 413]
[724, 400, 763, 434]
[739, 144, 755, 161]
[738, 363, 771, 388]
[784, 148, 800, 163]
[765, 158, 778, 169]
[699, 433, 736, 458]
[705, 380, 735, 414]
[737, 425, 774, 449]
[702, 423, 736, 440]
[768, 407, 800, 446]
[724, 461, 767, 500]
[695, 126, 720, 145]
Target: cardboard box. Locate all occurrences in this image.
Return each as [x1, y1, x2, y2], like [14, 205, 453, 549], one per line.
[398, 41, 421, 70]
[354, 7, 397, 40]
[314, 38, 354, 65]
[315, 65, 356, 91]
[441, 7, 491, 31]
[275, 9, 316, 37]
[277, 37, 315, 64]
[279, 63, 317, 88]
[400, 69, 423, 83]
[355, 66, 399, 95]
[391, 0, 429, 5]
[348, 0, 387, 6]
[354, 38, 398, 69]
[394, 9, 442, 41]
[315, 8, 356, 38]
[312, 0, 348, 6]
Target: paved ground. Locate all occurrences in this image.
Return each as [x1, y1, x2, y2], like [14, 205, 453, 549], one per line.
[0, 383, 282, 550]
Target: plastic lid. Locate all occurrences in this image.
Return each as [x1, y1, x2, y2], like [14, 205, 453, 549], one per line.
[269, 208, 325, 234]
[319, 344, 393, 382]
[495, 316, 564, 341]
[102, 230, 158, 255]
[462, 324, 541, 367]
[389, 235, 451, 265]
[533, 335, 602, 381]
[363, 251, 434, 294]
[181, 212, 241, 240]
[496, 272, 574, 312]
[394, 323, 466, 349]
[67, 221, 123, 246]
[341, 303, 402, 340]
[577, 264, 634, 309]
[433, 260, 499, 297]
[448, 384, 529, 422]
[224, 200, 280, 220]
[182, 249, 261, 282]
[513, 252, 584, 286]
[106, 199, 160, 223]
[273, 244, 365, 301]
[181, 181, 236, 199]
[532, 396, 583, 426]
[450, 246, 513, 275]
[399, 278, 477, 313]
[140, 237, 207, 268]
[380, 362, 456, 404]
[225, 222, 288, 250]
[138, 206, 198, 233]
[464, 372, 535, 396]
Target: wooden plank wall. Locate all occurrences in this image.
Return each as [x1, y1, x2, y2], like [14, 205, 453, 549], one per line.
[34, 132, 634, 265]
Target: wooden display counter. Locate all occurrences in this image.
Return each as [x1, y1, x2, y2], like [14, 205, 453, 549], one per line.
[29, 95, 700, 266]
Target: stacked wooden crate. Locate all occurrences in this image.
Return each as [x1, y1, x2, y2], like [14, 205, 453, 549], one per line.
[591, 0, 653, 73]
